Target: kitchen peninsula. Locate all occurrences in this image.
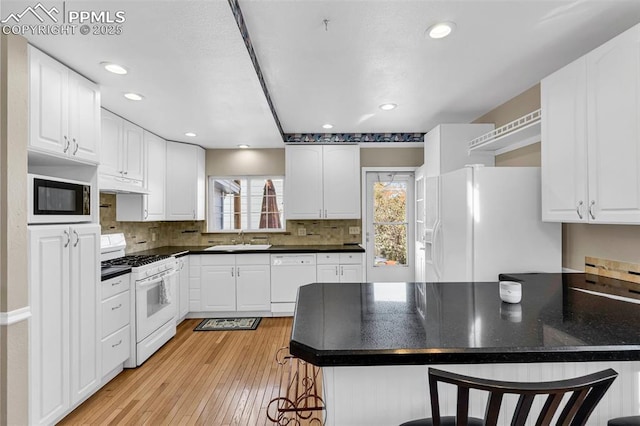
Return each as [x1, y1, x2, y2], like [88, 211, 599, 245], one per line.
[290, 274, 640, 425]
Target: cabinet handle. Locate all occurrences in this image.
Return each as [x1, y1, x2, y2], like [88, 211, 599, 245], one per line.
[576, 201, 584, 219]
[589, 200, 596, 220]
[111, 280, 122, 287]
[319, 209, 322, 218]
[324, 210, 327, 218]
[73, 138, 79, 155]
[144, 209, 148, 219]
[63, 230, 70, 247]
[237, 267, 240, 277]
[340, 266, 343, 276]
[193, 210, 196, 219]
[111, 339, 122, 348]
[123, 171, 128, 175]
[63, 136, 70, 153]
[231, 267, 234, 277]
[111, 303, 122, 311]
[72, 229, 80, 247]
[335, 266, 338, 276]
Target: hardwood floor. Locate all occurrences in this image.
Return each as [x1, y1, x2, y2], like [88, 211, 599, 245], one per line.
[60, 317, 319, 426]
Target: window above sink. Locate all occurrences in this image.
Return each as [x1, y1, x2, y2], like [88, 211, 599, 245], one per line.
[207, 176, 285, 233]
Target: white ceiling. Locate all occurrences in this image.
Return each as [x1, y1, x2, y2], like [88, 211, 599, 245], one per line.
[6, 0, 640, 149]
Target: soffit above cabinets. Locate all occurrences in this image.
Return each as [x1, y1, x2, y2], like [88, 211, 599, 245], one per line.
[6, 0, 640, 148]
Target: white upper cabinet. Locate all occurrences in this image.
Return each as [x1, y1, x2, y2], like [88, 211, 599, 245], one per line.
[424, 124, 494, 178]
[29, 46, 100, 164]
[165, 141, 205, 221]
[542, 23, 640, 224]
[99, 109, 145, 190]
[541, 57, 588, 222]
[285, 144, 360, 219]
[116, 131, 166, 221]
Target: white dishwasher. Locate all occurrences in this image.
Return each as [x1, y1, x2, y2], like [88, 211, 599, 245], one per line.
[270, 254, 316, 316]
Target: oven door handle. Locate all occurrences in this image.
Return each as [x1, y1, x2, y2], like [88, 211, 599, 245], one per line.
[136, 269, 178, 289]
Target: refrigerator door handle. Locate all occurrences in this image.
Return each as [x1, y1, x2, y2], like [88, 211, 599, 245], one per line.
[433, 221, 443, 280]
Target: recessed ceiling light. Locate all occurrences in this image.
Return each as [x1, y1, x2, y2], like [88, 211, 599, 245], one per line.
[379, 103, 398, 111]
[185, 132, 197, 137]
[123, 92, 143, 101]
[101, 62, 128, 75]
[322, 123, 334, 129]
[237, 144, 250, 149]
[427, 22, 456, 39]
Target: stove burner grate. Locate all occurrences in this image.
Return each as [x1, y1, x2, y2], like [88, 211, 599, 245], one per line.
[101, 254, 171, 268]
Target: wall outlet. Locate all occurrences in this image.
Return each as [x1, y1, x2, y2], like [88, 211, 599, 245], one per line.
[349, 226, 360, 235]
[297, 227, 307, 236]
[151, 232, 157, 242]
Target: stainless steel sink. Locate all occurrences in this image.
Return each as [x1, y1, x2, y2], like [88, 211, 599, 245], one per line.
[205, 244, 272, 251]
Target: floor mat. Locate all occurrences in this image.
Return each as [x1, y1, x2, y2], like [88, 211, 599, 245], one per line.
[194, 317, 261, 331]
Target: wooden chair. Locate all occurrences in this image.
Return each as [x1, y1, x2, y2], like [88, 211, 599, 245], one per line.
[400, 367, 618, 426]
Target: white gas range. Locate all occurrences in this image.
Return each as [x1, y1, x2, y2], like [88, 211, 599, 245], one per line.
[101, 233, 179, 367]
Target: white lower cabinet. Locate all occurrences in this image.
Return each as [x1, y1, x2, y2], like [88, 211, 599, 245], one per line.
[177, 256, 190, 323]
[190, 254, 271, 313]
[29, 224, 101, 426]
[100, 274, 131, 377]
[316, 252, 364, 283]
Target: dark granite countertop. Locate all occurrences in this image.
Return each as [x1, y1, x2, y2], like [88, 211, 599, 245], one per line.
[101, 265, 131, 281]
[129, 244, 365, 256]
[290, 273, 640, 366]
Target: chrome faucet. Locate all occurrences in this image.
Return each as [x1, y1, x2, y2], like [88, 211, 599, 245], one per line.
[238, 230, 245, 245]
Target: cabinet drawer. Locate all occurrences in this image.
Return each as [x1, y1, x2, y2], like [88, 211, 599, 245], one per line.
[102, 325, 130, 376]
[102, 291, 130, 337]
[101, 274, 130, 300]
[317, 253, 340, 264]
[339, 253, 362, 264]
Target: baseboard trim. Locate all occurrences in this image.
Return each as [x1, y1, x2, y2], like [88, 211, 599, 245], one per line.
[0, 306, 31, 325]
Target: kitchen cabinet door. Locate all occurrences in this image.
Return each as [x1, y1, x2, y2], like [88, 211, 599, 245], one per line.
[100, 109, 122, 177]
[587, 24, 640, 224]
[145, 131, 166, 220]
[201, 265, 236, 311]
[29, 223, 100, 425]
[542, 22, 640, 224]
[178, 256, 190, 321]
[236, 264, 271, 311]
[323, 145, 360, 219]
[68, 224, 101, 406]
[339, 264, 362, 282]
[285, 145, 361, 219]
[29, 46, 68, 157]
[68, 71, 100, 163]
[166, 142, 205, 220]
[317, 264, 340, 282]
[122, 121, 145, 183]
[29, 46, 100, 164]
[541, 57, 588, 222]
[29, 226, 71, 426]
[285, 145, 323, 219]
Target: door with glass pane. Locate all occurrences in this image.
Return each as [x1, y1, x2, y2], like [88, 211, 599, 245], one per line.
[365, 171, 415, 282]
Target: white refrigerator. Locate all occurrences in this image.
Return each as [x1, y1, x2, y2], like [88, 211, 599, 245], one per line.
[424, 166, 561, 282]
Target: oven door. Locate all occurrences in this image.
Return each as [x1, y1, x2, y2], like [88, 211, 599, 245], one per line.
[135, 270, 177, 343]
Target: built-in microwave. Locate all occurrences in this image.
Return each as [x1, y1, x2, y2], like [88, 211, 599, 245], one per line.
[28, 174, 92, 224]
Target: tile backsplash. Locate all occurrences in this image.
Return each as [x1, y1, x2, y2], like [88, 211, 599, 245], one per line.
[100, 193, 362, 253]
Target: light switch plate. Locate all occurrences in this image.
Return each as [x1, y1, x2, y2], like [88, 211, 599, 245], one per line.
[297, 228, 307, 236]
[349, 226, 360, 235]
